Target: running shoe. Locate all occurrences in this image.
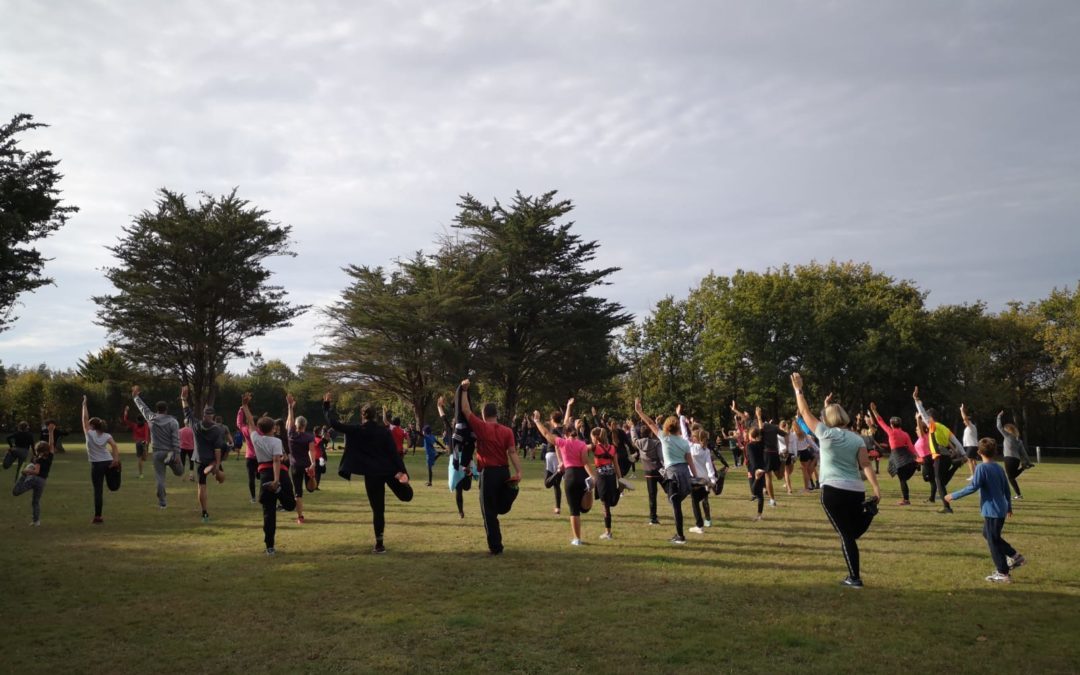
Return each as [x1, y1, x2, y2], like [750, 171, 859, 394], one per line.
[1014, 495, 1024, 501]
[751, 515, 762, 522]
[425, 482, 432, 487]
[896, 500, 911, 506]
[30, 520, 40, 527]
[618, 478, 634, 491]
[249, 497, 257, 504]
[938, 506, 953, 514]
[570, 538, 582, 546]
[862, 499, 879, 517]
[839, 577, 864, 588]
[201, 514, 210, 524]
[669, 536, 687, 545]
[768, 499, 777, 507]
[985, 572, 1011, 583]
[265, 547, 276, 557]
[648, 519, 660, 526]
[599, 532, 613, 540]
[373, 542, 387, 554]
[688, 526, 705, 534]
[704, 519, 712, 527]
[92, 516, 103, 524]
[159, 503, 167, 510]
[965, 476, 973, 481]
[1008, 554, 1027, 570]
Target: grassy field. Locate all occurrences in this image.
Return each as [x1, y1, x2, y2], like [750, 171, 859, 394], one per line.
[2, 442, 1079, 674]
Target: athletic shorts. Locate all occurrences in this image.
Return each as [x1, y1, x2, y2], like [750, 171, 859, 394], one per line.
[764, 453, 781, 473]
[290, 464, 309, 497]
[781, 454, 795, 466]
[563, 467, 590, 516]
[135, 442, 147, 458]
[964, 446, 979, 460]
[798, 449, 813, 462]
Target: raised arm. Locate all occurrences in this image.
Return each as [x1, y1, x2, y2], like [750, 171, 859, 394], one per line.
[532, 411, 558, 447]
[634, 398, 660, 437]
[241, 393, 256, 431]
[286, 393, 296, 432]
[960, 403, 972, 428]
[563, 398, 574, 431]
[180, 386, 194, 427]
[790, 374, 821, 430]
[996, 411, 1007, 437]
[323, 392, 360, 433]
[81, 395, 90, 434]
[913, 387, 929, 423]
[869, 402, 889, 432]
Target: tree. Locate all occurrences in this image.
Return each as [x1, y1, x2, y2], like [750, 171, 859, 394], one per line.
[319, 250, 480, 427]
[0, 114, 78, 331]
[93, 189, 306, 410]
[76, 346, 133, 383]
[453, 191, 631, 418]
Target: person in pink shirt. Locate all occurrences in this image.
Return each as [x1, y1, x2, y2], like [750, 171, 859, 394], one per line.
[179, 424, 195, 482]
[533, 398, 596, 547]
[870, 402, 918, 505]
[913, 417, 934, 502]
[237, 397, 258, 503]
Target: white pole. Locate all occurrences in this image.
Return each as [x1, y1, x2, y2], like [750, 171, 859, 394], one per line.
[1036, 446, 1041, 464]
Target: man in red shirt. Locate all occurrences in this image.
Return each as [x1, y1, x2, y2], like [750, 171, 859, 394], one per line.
[384, 408, 407, 457]
[459, 379, 522, 555]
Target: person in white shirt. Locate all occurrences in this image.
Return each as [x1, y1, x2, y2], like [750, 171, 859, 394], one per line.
[543, 443, 563, 515]
[687, 430, 718, 533]
[82, 395, 120, 524]
[960, 404, 979, 480]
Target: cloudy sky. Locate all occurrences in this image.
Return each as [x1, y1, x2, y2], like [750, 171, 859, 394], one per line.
[2, 0, 1079, 372]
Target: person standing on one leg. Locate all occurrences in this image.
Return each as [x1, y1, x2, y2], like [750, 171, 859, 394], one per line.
[792, 374, 881, 589]
[870, 402, 917, 506]
[237, 401, 259, 503]
[945, 438, 1026, 583]
[422, 425, 445, 487]
[242, 397, 296, 556]
[635, 398, 697, 545]
[459, 379, 521, 556]
[13, 429, 55, 526]
[82, 395, 121, 524]
[286, 394, 317, 525]
[914, 388, 965, 514]
[324, 392, 412, 554]
[440, 395, 475, 518]
[133, 386, 183, 509]
[996, 412, 1034, 500]
[960, 404, 979, 480]
[182, 386, 229, 524]
[122, 407, 151, 479]
[687, 429, 717, 533]
[534, 405, 594, 545]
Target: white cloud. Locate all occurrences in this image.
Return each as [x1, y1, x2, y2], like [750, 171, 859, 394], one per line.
[2, 0, 1079, 371]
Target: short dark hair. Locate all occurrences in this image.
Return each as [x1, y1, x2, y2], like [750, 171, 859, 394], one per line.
[156, 401, 168, 413]
[360, 404, 376, 422]
[392, 417, 401, 427]
[17, 421, 29, 431]
[256, 416, 275, 434]
[482, 403, 498, 418]
[926, 408, 938, 420]
[978, 437, 998, 458]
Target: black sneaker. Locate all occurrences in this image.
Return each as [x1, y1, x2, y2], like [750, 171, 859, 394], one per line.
[373, 542, 386, 554]
[669, 536, 686, 545]
[840, 577, 863, 588]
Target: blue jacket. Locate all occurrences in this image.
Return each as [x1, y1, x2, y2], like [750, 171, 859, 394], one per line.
[950, 461, 1012, 518]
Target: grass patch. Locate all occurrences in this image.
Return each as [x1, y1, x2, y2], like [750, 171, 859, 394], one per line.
[2, 444, 1079, 673]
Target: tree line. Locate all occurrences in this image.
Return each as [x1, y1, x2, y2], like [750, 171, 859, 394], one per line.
[2, 113, 1078, 448]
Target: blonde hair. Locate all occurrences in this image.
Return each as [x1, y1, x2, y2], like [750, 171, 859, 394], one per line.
[822, 404, 850, 429]
[1003, 423, 1019, 437]
[662, 416, 680, 435]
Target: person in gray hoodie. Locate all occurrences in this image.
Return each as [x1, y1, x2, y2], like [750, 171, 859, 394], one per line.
[181, 386, 230, 523]
[132, 385, 183, 508]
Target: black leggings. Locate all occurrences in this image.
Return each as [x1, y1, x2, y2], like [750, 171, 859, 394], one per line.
[644, 471, 660, 522]
[752, 473, 765, 514]
[563, 467, 589, 516]
[935, 456, 959, 505]
[182, 450, 193, 471]
[90, 461, 111, 517]
[666, 483, 686, 539]
[597, 473, 620, 530]
[4, 448, 28, 484]
[1003, 457, 1025, 497]
[479, 466, 517, 554]
[897, 463, 917, 501]
[921, 460, 936, 500]
[364, 473, 414, 540]
[691, 487, 711, 527]
[258, 466, 296, 549]
[545, 470, 563, 510]
[821, 485, 874, 580]
[455, 485, 465, 516]
[246, 457, 258, 499]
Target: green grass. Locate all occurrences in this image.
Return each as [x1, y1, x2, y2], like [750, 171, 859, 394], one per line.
[2, 444, 1079, 674]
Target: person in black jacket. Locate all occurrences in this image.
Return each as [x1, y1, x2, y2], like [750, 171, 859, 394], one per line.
[323, 392, 413, 554]
[6, 421, 36, 484]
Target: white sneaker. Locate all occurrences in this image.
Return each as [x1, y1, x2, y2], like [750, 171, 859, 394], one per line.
[704, 519, 712, 528]
[966, 476, 973, 481]
[985, 571, 1011, 583]
[769, 499, 777, 507]
[688, 526, 704, 534]
[599, 532, 612, 540]
[30, 520, 41, 527]
[570, 538, 582, 546]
